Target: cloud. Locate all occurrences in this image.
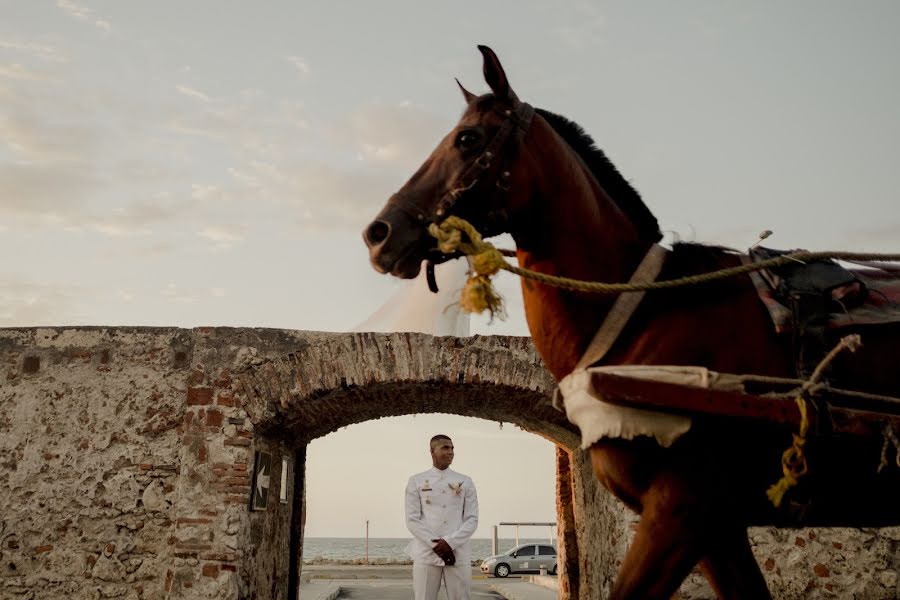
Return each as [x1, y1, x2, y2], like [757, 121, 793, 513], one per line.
[85, 201, 181, 237]
[0, 63, 50, 81]
[0, 40, 68, 63]
[175, 84, 212, 103]
[197, 226, 243, 247]
[227, 159, 398, 231]
[56, 0, 112, 31]
[330, 102, 447, 168]
[286, 56, 311, 78]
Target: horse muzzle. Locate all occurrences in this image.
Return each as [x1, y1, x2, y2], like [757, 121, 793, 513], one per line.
[362, 207, 429, 279]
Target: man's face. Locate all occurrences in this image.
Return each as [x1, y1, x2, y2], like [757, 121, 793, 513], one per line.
[430, 438, 454, 470]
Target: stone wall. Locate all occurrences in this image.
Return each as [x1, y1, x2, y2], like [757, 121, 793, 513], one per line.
[1, 327, 899, 599]
[0, 328, 190, 599]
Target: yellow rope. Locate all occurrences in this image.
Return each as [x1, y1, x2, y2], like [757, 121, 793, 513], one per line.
[766, 395, 809, 508]
[765, 335, 861, 508]
[428, 216, 900, 315]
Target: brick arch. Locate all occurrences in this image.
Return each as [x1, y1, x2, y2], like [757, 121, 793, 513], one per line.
[234, 332, 579, 449]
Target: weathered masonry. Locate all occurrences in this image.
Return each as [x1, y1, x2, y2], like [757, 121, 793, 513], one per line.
[1, 327, 898, 599]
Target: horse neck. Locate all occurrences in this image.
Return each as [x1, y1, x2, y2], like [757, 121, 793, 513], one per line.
[510, 125, 651, 381]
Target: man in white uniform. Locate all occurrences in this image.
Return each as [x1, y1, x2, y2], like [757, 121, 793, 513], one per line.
[405, 434, 478, 600]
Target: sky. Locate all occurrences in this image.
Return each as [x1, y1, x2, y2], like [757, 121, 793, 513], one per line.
[2, 1, 899, 538]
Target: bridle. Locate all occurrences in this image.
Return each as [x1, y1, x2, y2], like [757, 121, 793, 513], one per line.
[386, 100, 535, 291]
[387, 100, 535, 237]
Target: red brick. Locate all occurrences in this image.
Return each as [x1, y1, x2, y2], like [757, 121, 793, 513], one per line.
[795, 537, 806, 547]
[223, 494, 247, 504]
[236, 430, 252, 439]
[764, 558, 775, 572]
[187, 369, 205, 386]
[813, 564, 829, 577]
[216, 391, 234, 407]
[202, 564, 220, 578]
[216, 484, 251, 494]
[139, 463, 153, 470]
[33, 544, 53, 554]
[187, 387, 213, 405]
[205, 410, 223, 427]
[221, 564, 237, 572]
[197, 446, 207, 463]
[200, 552, 236, 562]
[220, 476, 250, 485]
[224, 437, 251, 447]
[214, 371, 232, 389]
[232, 463, 248, 471]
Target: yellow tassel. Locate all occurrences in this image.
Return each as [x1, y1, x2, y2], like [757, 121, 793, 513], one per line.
[460, 275, 505, 319]
[767, 396, 809, 507]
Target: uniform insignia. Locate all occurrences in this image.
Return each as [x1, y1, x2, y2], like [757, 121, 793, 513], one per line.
[448, 482, 463, 496]
[422, 479, 432, 492]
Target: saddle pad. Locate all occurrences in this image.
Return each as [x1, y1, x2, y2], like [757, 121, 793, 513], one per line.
[557, 365, 741, 448]
[748, 265, 900, 334]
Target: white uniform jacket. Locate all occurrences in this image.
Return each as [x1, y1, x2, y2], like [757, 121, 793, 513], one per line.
[405, 467, 478, 566]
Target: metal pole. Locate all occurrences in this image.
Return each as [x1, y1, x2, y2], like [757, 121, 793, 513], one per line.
[515, 525, 520, 547]
[365, 519, 369, 565]
[491, 525, 498, 556]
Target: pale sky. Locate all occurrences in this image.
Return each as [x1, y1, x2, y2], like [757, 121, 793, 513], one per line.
[2, 1, 899, 538]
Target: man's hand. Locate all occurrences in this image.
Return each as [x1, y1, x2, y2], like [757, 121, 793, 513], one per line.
[430, 538, 455, 565]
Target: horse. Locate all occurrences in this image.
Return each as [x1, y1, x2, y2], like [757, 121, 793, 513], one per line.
[363, 46, 900, 599]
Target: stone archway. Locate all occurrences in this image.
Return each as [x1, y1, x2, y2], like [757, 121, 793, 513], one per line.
[225, 330, 598, 598]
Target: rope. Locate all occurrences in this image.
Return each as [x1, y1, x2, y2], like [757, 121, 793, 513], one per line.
[765, 335, 861, 508]
[428, 216, 900, 315]
[878, 426, 900, 474]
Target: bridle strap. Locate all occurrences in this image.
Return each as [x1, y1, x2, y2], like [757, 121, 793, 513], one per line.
[387, 101, 535, 228]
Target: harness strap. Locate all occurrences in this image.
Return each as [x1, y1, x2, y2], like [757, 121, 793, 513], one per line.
[574, 244, 668, 370]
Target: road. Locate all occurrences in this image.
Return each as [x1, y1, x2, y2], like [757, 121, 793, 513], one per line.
[335, 578, 505, 599]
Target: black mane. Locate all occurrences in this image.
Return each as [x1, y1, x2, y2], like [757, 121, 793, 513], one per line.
[535, 108, 662, 243]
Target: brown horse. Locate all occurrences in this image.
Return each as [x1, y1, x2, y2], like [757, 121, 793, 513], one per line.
[363, 46, 900, 599]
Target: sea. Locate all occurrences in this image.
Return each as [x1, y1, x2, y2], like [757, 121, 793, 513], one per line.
[302, 538, 553, 564]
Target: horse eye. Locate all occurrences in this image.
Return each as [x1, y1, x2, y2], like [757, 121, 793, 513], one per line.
[455, 130, 481, 150]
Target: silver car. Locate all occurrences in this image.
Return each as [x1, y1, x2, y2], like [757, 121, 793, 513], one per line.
[480, 543, 558, 578]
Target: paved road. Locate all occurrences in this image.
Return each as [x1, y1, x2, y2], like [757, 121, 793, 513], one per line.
[335, 579, 505, 599]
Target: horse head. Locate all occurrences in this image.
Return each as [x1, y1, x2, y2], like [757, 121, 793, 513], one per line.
[363, 46, 536, 279]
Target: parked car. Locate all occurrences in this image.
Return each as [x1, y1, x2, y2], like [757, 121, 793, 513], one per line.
[480, 543, 558, 578]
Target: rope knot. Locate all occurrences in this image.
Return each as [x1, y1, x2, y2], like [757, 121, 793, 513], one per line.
[428, 216, 509, 317]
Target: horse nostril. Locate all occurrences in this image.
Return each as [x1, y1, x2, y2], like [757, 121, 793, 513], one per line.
[364, 220, 391, 247]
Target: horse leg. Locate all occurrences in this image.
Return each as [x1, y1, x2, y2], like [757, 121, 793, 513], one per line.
[697, 527, 772, 600]
[608, 498, 706, 599]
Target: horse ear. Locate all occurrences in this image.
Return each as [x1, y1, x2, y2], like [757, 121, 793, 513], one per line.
[456, 78, 476, 104]
[477, 45, 519, 104]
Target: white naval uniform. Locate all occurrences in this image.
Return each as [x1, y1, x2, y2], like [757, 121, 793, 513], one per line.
[405, 466, 478, 600]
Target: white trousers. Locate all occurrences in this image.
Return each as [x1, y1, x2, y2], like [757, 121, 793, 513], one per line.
[412, 562, 470, 600]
